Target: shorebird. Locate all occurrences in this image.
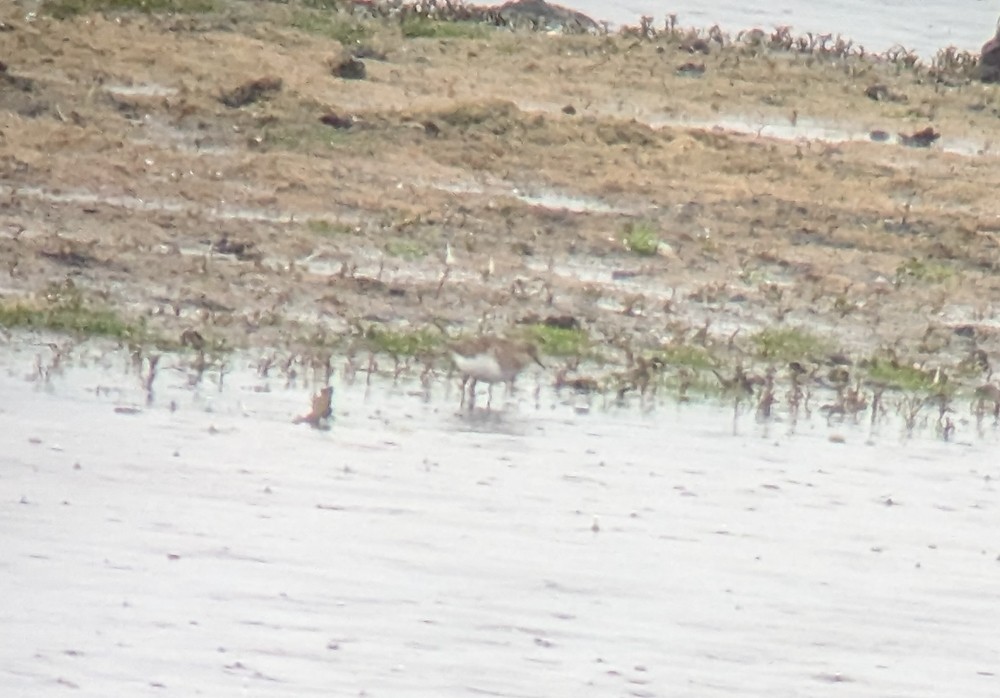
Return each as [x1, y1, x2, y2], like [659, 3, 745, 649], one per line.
[293, 386, 333, 429]
[448, 336, 545, 409]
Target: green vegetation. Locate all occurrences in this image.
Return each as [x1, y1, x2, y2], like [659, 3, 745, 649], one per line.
[750, 326, 827, 361]
[365, 326, 441, 356]
[894, 257, 955, 285]
[657, 343, 716, 370]
[622, 221, 660, 256]
[307, 219, 355, 236]
[522, 324, 590, 357]
[290, 10, 372, 45]
[301, 0, 343, 9]
[384, 238, 429, 260]
[400, 18, 490, 40]
[260, 122, 351, 151]
[863, 355, 940, 392]
[0, 283, 143, 340]
[41, 0, 215, 19]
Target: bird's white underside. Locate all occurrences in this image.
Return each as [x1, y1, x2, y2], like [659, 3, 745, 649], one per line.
[450, 352, 507, 383]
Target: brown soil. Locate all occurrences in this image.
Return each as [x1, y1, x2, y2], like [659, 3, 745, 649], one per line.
[3, 0, 1000, 400]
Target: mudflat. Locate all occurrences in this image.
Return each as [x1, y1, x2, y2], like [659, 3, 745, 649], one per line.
[3, 0, 1000, 402]
[4, 6, 1000, 694]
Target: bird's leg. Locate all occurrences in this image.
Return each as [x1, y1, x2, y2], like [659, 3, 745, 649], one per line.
[459, 375, 469, 408]
[486, 382, 494, 410]
[468, 378, 478, 410]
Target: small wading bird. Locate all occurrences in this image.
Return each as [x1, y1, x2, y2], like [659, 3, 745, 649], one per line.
[448, 336, 545, 409]
[293, 386, 333, 429]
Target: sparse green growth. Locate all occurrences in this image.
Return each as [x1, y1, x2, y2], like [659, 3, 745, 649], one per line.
[365, 326, 441, 356]
[41, 0, 215, 19]
[0, 283, 143, 340]
[522, 324, 590, 356]
[863, 356, 939, 392]
[307, 219, 355, 236]
[894, 257, 955, 285]
[751, 326, 827, 361]
[260, 122, 351, 151]
[384, 238, 429, 260]
[429, 100, 522, 134]
[400, 18, 490, 39]
[290, 10, 372, 45]
[657, 343, 716, 370]
[301, 0, 343, 9]
[622, 221, 660, 256]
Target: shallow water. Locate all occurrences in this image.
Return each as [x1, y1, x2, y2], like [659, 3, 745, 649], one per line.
[2, 341, 999, 696]
[432, 178, 639, 214]
[650, 115, 992, 157]
[564, 0, 996, 57]
[104, 83, 179, 98]
[0, 184, 362, 226]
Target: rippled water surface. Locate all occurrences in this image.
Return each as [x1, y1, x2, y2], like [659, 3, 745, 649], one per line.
[564, 0, 996, 57]
[2, 342, 999, 696]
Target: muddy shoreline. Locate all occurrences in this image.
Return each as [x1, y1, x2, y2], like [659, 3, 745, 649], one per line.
[4, 7, 1000, 693]
[3, 0, 1000, 417]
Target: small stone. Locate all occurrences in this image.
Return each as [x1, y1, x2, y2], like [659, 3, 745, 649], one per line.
[676, 62, 706, 77]
[332, 58, 366, 80]
[218, 76, 282, 108]
[319, 112, 354, 130]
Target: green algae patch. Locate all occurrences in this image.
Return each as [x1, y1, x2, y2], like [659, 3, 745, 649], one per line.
[751, 326, 829, 362]
[622, 222, 660, 256]
[365, 326, 442, 356]
[0, 283, 145, 341]
[521, 324, 591, 357]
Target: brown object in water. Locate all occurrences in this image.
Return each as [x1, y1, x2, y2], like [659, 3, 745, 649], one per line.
[294, 387, 334, 428]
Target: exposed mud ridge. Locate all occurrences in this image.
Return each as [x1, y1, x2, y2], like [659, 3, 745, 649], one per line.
[4, 0, 1000, 419]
